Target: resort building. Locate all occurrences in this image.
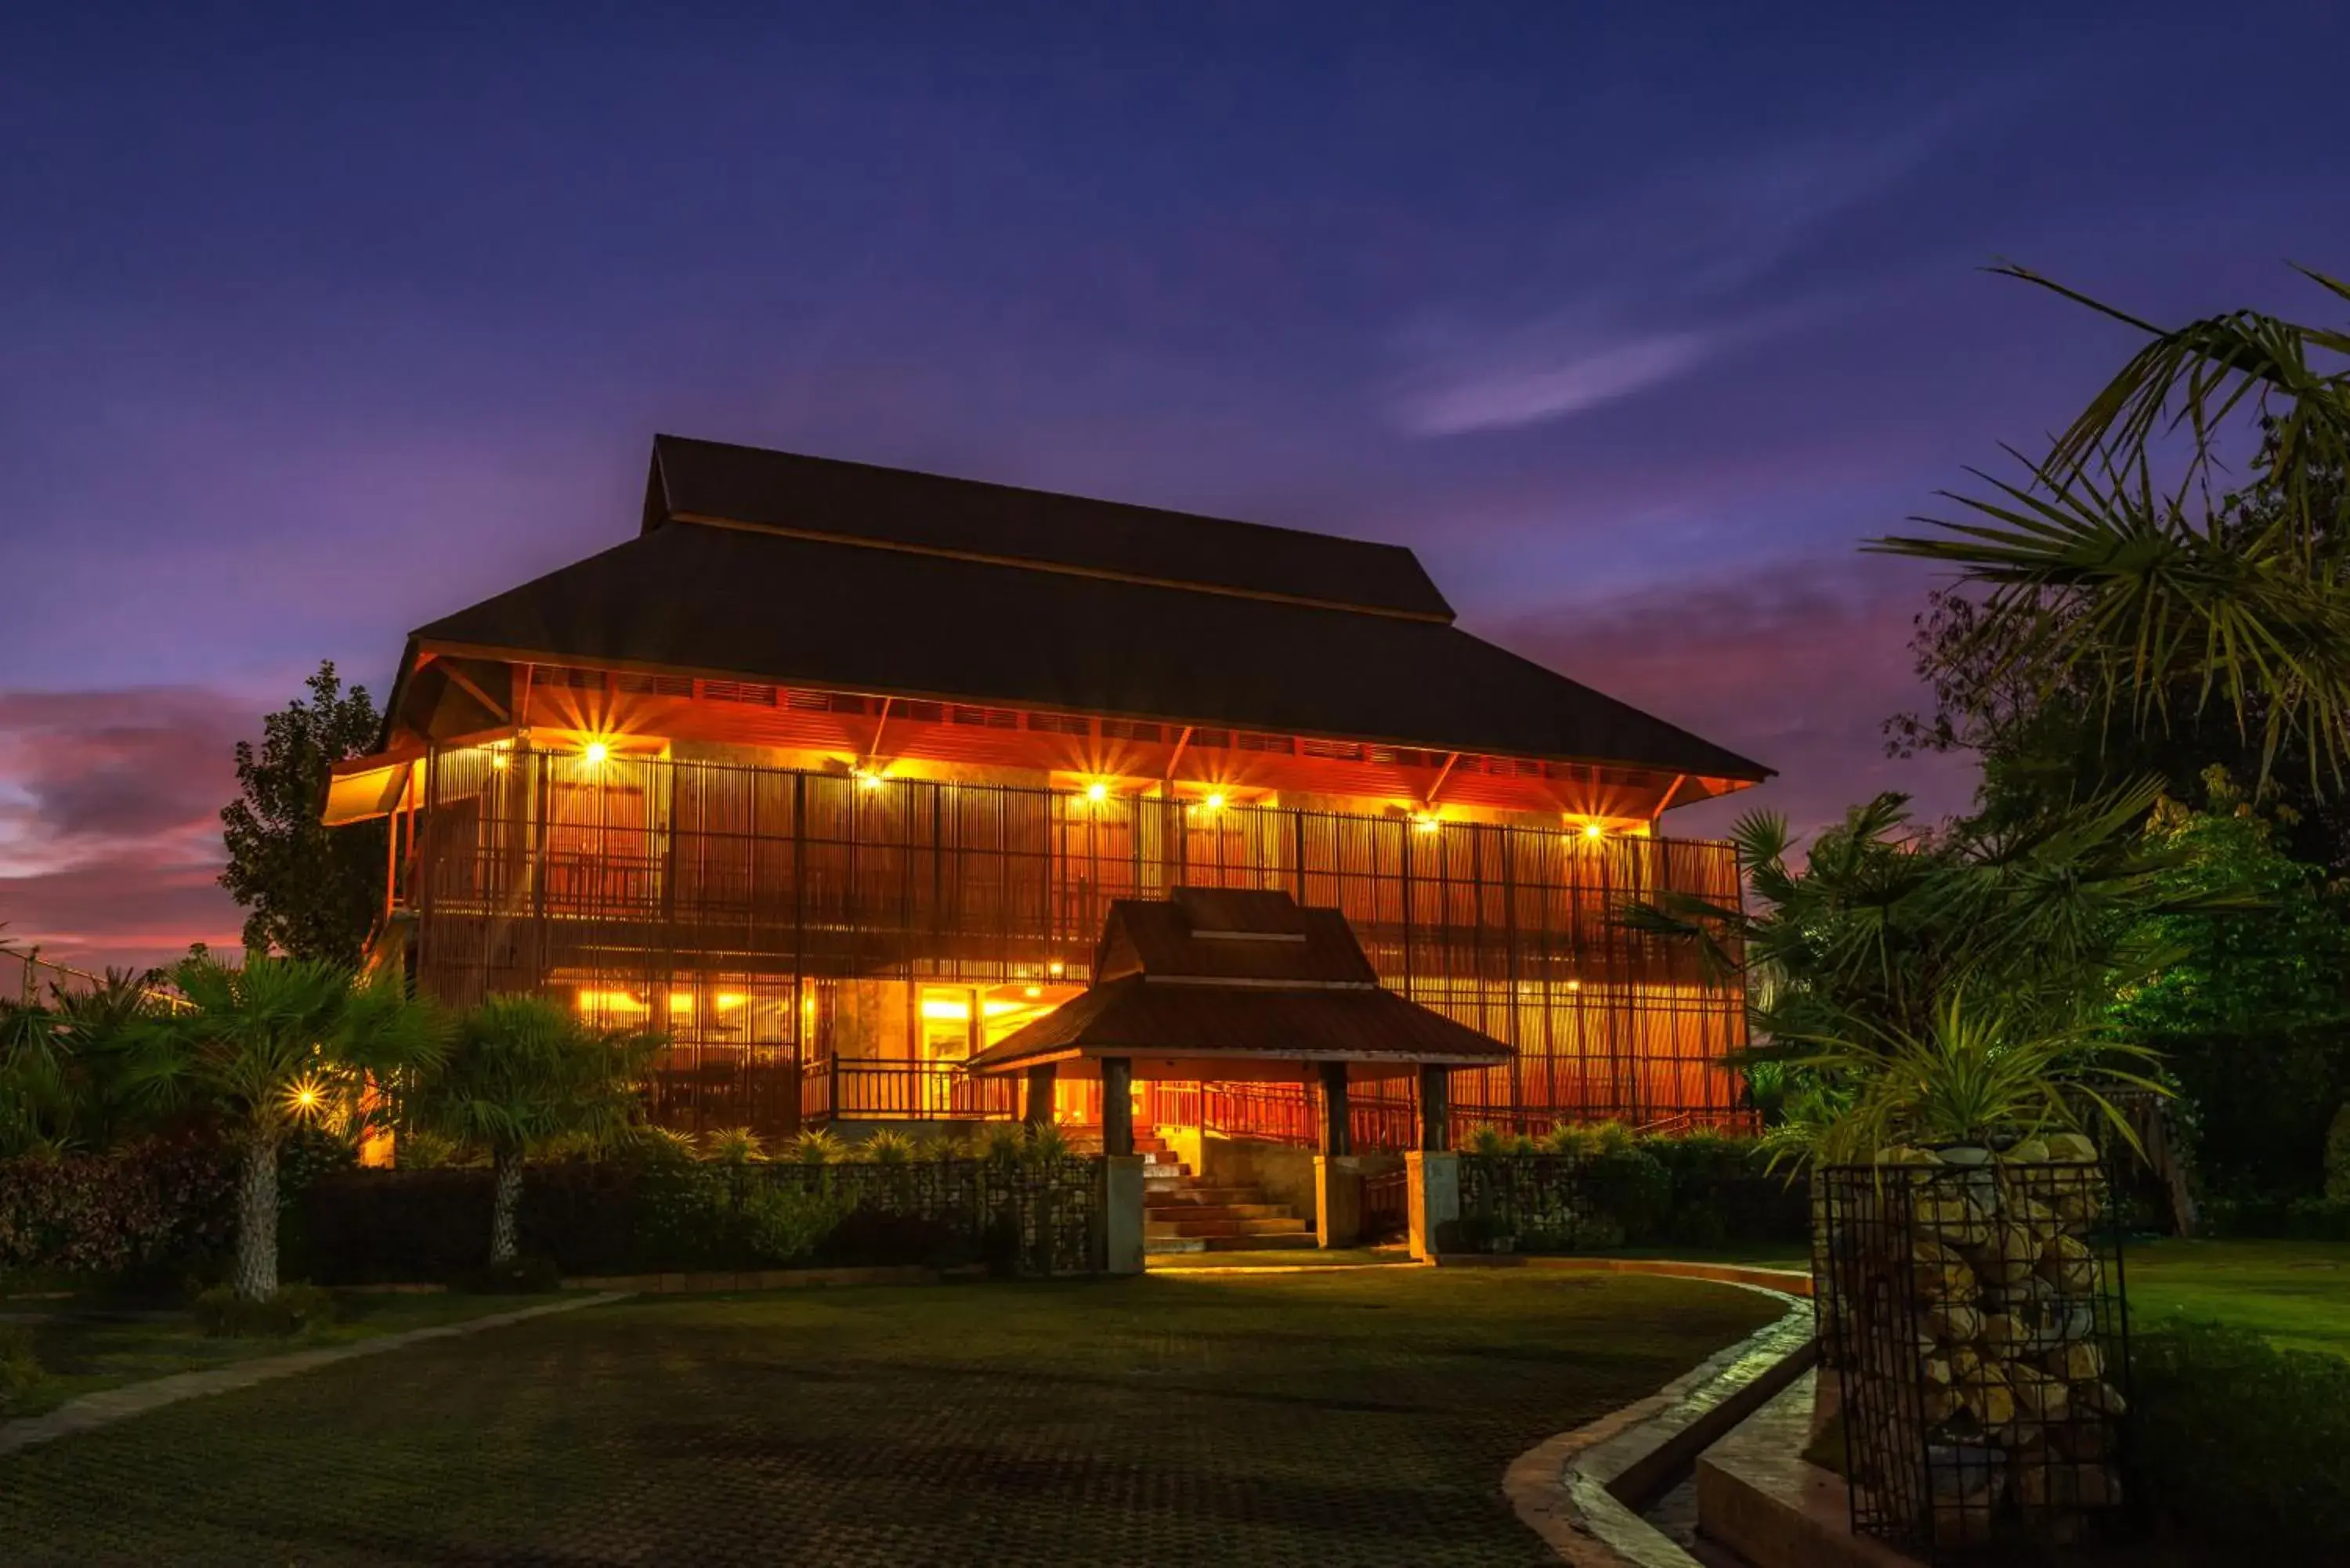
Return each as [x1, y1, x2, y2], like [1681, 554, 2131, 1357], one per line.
[327, 435, 1768, 1165]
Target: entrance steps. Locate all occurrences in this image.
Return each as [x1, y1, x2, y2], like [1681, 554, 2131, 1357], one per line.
[1069, 1129, 1319, 1252]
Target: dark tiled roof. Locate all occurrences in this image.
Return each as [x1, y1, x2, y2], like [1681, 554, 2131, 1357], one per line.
[964, 975, 1514, 1073]
[412, 518, 1770, 780]
[645, 435, 1453, 620]
[1098, 891, 1379, 987]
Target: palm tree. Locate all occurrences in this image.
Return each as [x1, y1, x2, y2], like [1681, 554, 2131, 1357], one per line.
[409, 995, 656, 1266]
[1874, 266, 2350, 786]
[134, 956, 446, 1300]
[0, 968, 162, 1158]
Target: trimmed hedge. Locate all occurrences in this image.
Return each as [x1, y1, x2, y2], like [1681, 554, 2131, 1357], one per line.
[0, 1141, 236, 1286]
[1452, 1136, 1807, 1254]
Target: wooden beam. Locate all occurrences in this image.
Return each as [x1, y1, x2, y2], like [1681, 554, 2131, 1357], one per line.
[1425, 751, 1462, 807]
[1164, 724, 1195, 781]
[866, 695, 895, 769]
[438, 662, 510, 724]
[1650, 773, 1689, 822]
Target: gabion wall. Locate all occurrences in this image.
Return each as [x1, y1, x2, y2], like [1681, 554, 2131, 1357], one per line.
[1816, 1153, 2131, 1556]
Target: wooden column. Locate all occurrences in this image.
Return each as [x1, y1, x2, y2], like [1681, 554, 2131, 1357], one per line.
[1025, 1064, 1057, 1130]
[1418, 1063, 1450, 1152]
[1318, 1060, 1351, 1157]
[1101, 1057, 1134, 1157]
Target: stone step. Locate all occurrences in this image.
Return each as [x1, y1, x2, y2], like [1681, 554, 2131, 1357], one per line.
[1141, 1202, 1292, 1223]
[1144, 1185, 1267, 1205]
[1180, 1231, 1323, 1253]
[1145, 1216, 1313, 1239]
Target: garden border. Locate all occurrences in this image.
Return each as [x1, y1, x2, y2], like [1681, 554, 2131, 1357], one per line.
[1505, 1274, 1817, 1567]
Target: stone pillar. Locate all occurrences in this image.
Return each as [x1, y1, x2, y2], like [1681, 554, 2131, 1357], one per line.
[1318, 1060, 1351, 1156]
[1102, 1154, 1146, 1275]
[1314, 1154, 1364, 1248]
[1024, 1064, 1056, 1131]
[1406, 1150, 1460, 1263]
[1418, 1063, 1450, 1152]
[1101, 1056, 1134, 1157]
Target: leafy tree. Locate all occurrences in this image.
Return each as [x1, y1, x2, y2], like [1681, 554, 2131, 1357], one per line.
[132, 956, 446, 1299]
[1625, 784, 2232, 1163]
[409, 995, 656, 1266]
[1875, 266, 2350, 790]
[2110, 769, 2350, 1201]
[219, 662, 387, 966]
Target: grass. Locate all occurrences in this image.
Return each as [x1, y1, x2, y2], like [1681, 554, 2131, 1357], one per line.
[1, 1289, 581, 1418]
[1145, 1245, 1415, 1270]
[2124, 1237, 2350, 1357]
[0, 1269, 1781, 1566]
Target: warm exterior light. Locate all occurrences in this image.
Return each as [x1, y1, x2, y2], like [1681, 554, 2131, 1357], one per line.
[1047, 960, 1065, 977]
[715, 992, 747, 1010]
[284, 1073, 329, 1125]
[490, 753, 509, 771]
[576, 988, 646, 1013]
[920, 997, 971, 1021]
[1203, 793, 1224, 811]
[668, 994, 694, 1015]
[583, 741, 609, 765]
[1582, 821, 1604, 840]
[1565, 979, 1583, 992]
[855, 768, 884, 791]
[1085, 782, 1109, 804]
[1022, 985, 1043, 999]
[1411, 811, 1440, 833]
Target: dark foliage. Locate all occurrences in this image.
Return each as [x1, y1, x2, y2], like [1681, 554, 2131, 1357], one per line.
[1452, 1139, 1806, 1254]
[2128, 1320, 2350, 1555]
[450, 1253, 562, 1295]
[0, 1141, 236, 1285]
[192, 1281, 338, 1338]
[218, 662, 387, 966]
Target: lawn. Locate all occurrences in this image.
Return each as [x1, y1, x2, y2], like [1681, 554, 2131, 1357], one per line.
[0, 1269, 1781, 1567]
[2125, 1237, 2350, 1357]
[2, 1290, 585, 1418]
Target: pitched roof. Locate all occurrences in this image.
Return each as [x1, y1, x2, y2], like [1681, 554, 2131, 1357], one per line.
[966, 891, 1512, 1075]
[413, 486, 1770, 781]
[644, 435, 1453, 620]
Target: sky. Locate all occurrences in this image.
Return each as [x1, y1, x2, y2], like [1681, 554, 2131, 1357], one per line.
[5, 1, 2349, 970]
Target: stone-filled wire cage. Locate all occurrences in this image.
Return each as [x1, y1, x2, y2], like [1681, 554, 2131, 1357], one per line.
[1815, 1158, 2131, 1559]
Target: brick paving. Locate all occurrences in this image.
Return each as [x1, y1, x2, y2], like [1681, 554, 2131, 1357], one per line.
[0, 1270, 1777, 1566]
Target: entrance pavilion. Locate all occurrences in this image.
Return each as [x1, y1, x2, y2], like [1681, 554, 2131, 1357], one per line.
[967, 887, 1510, 1258]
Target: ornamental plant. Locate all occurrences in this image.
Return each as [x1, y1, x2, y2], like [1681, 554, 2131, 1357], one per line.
[129, 956, 446, 1301]
[408, 994, 656, 1267]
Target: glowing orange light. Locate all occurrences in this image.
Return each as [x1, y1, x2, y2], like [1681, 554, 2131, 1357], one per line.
[1565, 979, 1583, 992]
[1411, 811, 1440, 833]
[1047, 961, 1065, 978]
[1583, 822, 1605, 840]
[1085, 782, 1109, 804]
[1022, 986, 1043, 999]
[582, 741, 609, 765]
[668, 994, 694, 1015]
[715, 992, 747, 1010]
[490, 752, 509, 771]
[1203, 793, 1224, 811]
[855, 768, 884, 791]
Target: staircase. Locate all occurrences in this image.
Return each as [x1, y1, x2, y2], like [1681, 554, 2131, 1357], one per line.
[1136, 1133, 1318, 1254]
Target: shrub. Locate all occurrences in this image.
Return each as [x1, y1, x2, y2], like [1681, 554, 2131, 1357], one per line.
[815, 1208, 971, 1269]
[450, 1253, 562, 1295]
[740, 1186, 848, 1266]
[0, 1140, 237, 1283]
[193, 1281, 338, 1338]
[862, 1129, 916, 1165]
[977, 1124, 1025, 1165]
[700, 1127, 764, 1165]
[786, 1129, 845, 1166]
[2129, 1320, 2350, 1554]
[0, 1323, 43, 1414]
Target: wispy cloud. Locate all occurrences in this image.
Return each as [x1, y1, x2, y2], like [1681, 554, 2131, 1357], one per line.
[1389, 119, 1960, 437]
[0, 686, 252, 967]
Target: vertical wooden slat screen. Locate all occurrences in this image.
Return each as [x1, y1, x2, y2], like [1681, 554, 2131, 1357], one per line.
[413, 743, 1750, 1136]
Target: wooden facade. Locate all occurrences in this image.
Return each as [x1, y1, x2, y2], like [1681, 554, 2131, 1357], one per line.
[401, 739, 1752, 1142]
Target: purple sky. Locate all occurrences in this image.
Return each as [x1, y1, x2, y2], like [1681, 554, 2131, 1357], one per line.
[7, 2, 2348, 969]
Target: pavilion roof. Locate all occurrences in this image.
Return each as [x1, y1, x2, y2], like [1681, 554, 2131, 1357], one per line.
[966, 891, 1513, 1078]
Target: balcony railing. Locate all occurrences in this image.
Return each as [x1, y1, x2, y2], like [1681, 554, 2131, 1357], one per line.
[800, 1060, 1020, 1122]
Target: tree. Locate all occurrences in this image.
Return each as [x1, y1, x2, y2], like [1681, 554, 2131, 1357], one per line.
[409, 995, 655, 1266]
[1623, 784, 2234, 1164]
[2110, 769, 2350, 1202]
[133, 956, 446, 1299]
[1874, 266, 2350, 791]
[219, 662, 387, 966]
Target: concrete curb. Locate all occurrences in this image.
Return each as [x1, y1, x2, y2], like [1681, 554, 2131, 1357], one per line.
[0, 1292, 627, 1457]
[1506, 1277, 1817, 1567]
[1695, 1371, 1916, 1568]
